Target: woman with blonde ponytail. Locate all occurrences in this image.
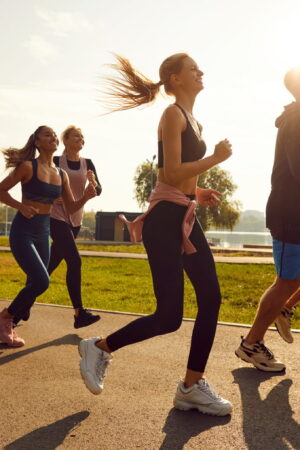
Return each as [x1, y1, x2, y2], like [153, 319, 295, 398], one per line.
[13, 125, 102, 329]
[0, 126, 96, 347]
[79, 54, 233, 416]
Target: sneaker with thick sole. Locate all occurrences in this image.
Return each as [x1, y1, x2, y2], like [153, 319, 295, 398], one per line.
[235, 337, 285, 372]
[12, 328, 25, 346]
[274, 306, 294, 343]
[0, 316, 25, 347]
[74, 309, 101, 329]
[173, 379, 233, 416]
[79, 337, 112, 395]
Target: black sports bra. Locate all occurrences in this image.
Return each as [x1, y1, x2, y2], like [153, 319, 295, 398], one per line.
[22, 159, 63, 204]
[158, 103, 206, 168]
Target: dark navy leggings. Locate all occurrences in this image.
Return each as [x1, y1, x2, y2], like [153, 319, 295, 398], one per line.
[106, 201, 221, 372]
[7, 212, 50, 318]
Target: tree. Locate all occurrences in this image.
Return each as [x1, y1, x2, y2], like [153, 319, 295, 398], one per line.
[196, 166, 241, 231]
[133, 161, 241, 230]
[133, 160, 158, 209]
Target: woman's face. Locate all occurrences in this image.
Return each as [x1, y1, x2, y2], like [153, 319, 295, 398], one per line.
[175, 57, 204, 94]
[35, 127, 59, 153]
[65, 129, 85, 151]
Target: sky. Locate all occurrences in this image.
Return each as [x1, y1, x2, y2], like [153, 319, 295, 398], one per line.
[1, 0, 300, 214]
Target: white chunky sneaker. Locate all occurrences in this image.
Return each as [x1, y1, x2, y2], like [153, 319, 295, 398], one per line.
[173, 379, 233, 416]
[79, 337, 112, 395]
[235, 337, 286, 372]
[274, 306, 295, 343]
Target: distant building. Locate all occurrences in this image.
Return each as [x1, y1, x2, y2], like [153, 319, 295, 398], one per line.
[95, 211, 141, 242]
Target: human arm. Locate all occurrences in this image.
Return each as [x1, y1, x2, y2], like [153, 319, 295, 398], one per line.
[284, 115, 300, 181]
[162, 106, 232, 184]
[196, 188, 222, 206]
[0, 162, 39, 218]
[60, 170, 96, 213]
[86, 159, 102, 195]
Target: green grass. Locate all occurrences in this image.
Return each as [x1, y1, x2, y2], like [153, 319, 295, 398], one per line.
[1, 252, 299, 328]
[77, 243, 146, 253]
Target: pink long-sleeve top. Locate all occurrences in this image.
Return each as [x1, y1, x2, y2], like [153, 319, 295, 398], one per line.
[119, 182, 202, 254]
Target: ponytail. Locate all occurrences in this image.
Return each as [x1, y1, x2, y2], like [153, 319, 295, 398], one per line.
[2, 126, 45, 169]
[101, 54, 162, 112]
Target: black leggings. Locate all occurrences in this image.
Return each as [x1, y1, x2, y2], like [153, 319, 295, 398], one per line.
[48, 218, 82, 309]
[106, 201, 221, 372]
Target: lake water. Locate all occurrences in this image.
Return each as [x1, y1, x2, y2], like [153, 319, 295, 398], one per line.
[204, 231, 272, 248]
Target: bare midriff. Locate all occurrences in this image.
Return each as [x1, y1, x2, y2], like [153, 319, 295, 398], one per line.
[157, 169, 198, 196]
[22, 198, 53, 215]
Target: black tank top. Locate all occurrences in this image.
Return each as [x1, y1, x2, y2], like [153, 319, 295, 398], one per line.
[158, 103, 206, 168]
[22, 159, 63, 204]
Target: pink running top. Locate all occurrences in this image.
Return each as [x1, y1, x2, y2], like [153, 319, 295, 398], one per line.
[51, 155, 88, 227]
[119, 182, 202, 254]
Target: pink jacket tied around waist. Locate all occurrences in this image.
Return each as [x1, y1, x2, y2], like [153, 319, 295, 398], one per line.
[119, 182, 202, 254]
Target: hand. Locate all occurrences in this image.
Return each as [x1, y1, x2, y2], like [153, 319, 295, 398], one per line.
[19, 204, 39, 219]
[197, 188, 222, 207]
[87, 170, 97, 187]
[54, 196, 64, 205]
[213, 139, 232, 163]
[84, 183, 96, 200]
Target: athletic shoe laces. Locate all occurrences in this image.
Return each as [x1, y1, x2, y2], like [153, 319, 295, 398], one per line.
[257, 342, 274, 360]
[197, 379, 220, 401]
[95, 353, 110, 379]
[282, 307, 294, 324]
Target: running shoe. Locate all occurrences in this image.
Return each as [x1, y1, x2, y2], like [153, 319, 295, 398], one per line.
[79, 337, 112, 394]
[274, 306, 295, 343]
[0, 315, 24, 347]
[235, 336, 285, 372]
[173, 379, 233, 416]
[74, 309, 101, 329]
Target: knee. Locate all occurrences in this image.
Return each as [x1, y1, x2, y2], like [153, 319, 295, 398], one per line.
[273, 276, 300, 294]
[155, 314, 182, 334]
[33, 274, 50, 296]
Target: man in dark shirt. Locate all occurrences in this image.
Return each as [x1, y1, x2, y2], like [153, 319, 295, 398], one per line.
[235, 67, 300, 371]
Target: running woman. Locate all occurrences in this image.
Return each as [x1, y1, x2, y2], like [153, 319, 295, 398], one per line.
[0, 126, 96, 346]
[13, 126, 102, 329]
[235, 67, 300, 370]
[78, 53, 233, 416]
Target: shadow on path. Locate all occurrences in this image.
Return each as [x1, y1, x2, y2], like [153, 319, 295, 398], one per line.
[4, 411, 89, 450]
[0, 334, 81, 366]
[232, 368, 300, 450]
[160, 408, 231, 449]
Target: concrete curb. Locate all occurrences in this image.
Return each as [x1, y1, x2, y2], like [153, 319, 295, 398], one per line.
[31, 301, 300, 334]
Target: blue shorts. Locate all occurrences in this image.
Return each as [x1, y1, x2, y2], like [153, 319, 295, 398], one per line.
[272, 238, 300, 280]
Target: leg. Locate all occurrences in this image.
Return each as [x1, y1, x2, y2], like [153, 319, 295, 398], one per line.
[0, 213, 50, 346]
[49, 219, 83, 309]
[172, 220, 231, 416]
[235, 238, 300, 371]
[104, 202, 185, 352]
[246, 276, 300, 344]
[182, 220, 221, 385]
[285, 286, 300, 309]
[6, 233, 50, 318]
[246, 237, 300, 344]
[79, 201, 187, 396]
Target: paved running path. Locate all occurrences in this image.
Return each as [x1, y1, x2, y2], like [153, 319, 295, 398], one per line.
[1, 299, 299, 449]
[0, 246, 274, 264]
